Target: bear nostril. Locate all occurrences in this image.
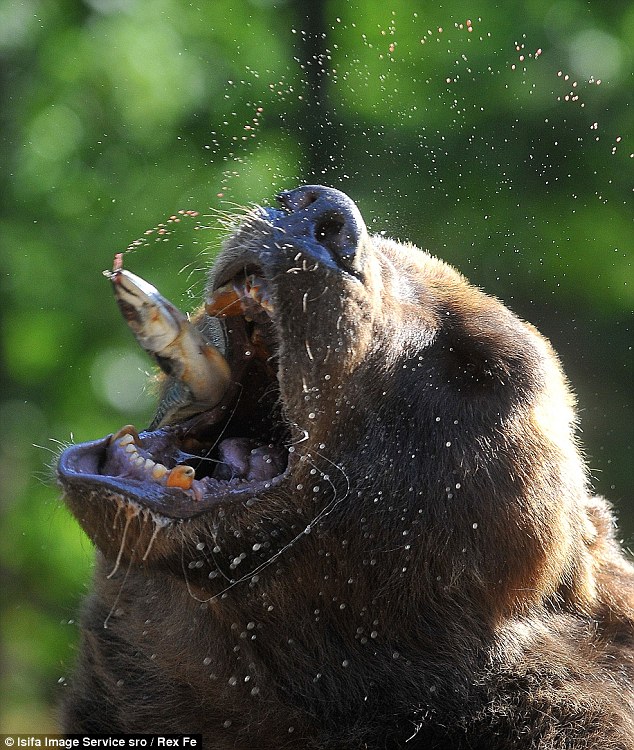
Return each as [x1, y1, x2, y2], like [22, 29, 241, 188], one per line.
[277, 187, 319, 213]
[314, 213, 345, 248]
[314, 211, 359, 271]
[313, 212, 355, 268]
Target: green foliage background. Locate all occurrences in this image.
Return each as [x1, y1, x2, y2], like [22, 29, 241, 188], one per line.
[1, 0, 631, 732]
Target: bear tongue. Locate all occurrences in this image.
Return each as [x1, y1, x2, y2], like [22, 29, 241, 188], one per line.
[213, 438, 286, 482]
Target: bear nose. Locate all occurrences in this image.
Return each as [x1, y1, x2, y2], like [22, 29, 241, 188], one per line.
[276, 185, 366, 273]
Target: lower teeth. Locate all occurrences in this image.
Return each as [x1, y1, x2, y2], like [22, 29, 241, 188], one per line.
[109, 430, 197, 493]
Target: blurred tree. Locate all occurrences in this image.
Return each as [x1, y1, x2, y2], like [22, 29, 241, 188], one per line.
[0, 0, 631, 733]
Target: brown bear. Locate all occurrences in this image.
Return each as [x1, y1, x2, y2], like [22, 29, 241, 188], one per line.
[58, 185, 634, 748]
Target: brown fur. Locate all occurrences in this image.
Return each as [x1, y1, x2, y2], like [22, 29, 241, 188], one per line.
[59, 187, 633, 748]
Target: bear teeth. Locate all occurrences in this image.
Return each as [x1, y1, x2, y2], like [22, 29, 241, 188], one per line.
[205, 274, 274, 319]
[109, 429, 196, 492]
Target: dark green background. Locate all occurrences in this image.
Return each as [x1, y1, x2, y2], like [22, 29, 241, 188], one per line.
[1, 0, 631, 732]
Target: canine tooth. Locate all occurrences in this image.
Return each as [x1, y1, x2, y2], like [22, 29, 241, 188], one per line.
[152, 464, 168, 480]
[206, 275, 274, 319]
[166, 465, 195, 489]
[205, 283, 242, 317]
[165, 464, 195, 490]
[118, 434, 135, 447]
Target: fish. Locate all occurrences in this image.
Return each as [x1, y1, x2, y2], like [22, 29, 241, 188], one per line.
[106, 257, 231, 428]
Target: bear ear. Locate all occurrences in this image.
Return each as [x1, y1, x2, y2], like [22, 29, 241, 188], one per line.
[438, 308, 542, 394]
[444, 339, 509, 387]
[439, 334, 512, 389]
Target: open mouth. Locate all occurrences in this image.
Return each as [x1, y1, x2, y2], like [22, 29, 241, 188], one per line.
[59, 186, 371, 523]
[58, 266, 293, 520]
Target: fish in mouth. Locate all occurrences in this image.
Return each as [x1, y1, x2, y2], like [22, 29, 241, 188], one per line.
[90, 263, 287, 511]
[58, 185, 368, 526]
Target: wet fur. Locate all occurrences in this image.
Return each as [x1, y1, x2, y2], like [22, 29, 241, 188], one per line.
[60, 210, 634, 748]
